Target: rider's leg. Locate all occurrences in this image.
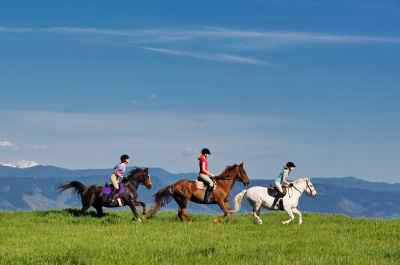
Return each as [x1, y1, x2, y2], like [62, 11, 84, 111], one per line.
[199, 174, 214, 188]
[271, 181, 283, 209]
[199, 174, 214, 203]
[110, 175, 122, 206]
[292, 208, 303, 225]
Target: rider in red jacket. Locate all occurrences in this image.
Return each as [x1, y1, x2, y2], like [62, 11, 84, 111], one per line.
[198, 148, 215, 202]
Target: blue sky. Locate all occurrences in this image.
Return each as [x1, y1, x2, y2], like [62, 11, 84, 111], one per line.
[0, 1, 399, 182]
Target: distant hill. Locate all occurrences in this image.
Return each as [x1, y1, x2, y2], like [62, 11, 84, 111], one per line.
[0, 165, 399, 218]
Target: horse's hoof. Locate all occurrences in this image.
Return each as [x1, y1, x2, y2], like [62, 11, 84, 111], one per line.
[132, 218, 142, 224]
[213, 219, 222, 224]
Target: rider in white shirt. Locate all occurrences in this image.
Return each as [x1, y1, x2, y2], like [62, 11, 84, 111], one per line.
[274, 162, 296, 195]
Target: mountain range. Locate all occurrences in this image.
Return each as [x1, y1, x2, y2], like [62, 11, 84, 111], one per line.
[0, 165, 399, 218]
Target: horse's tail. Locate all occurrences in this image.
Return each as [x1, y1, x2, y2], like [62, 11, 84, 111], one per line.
[146, 185, 174, 219]
[231, 189, 247, 213]
[58, 181, 87, 195]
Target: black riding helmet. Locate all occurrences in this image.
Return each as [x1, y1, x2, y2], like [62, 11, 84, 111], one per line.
[120, 154, 130, 162]
[201, 148, 211, 155]
[286, 161, 296, 168]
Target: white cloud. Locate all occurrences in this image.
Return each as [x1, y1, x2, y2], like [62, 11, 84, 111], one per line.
[142, 47, 268, 65]
[0, 141, 14, 148]
[1, 26, 400, 45]
[2, 26, 399, 65]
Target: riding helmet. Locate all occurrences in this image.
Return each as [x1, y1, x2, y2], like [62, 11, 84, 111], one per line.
[286, 161, 296, 168]
[120, 154, 130, 162]
[201, 148, 211, 155]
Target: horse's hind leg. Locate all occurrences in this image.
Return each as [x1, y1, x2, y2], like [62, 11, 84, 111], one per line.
[177, 208, 184, 221]
[94, 204, 104, 217]
[181, 208, 192, 223]
[175, 195, 191, 223]
[292, 208, 303, 225]
[80, 194, 92, 215]
[252, 200, 263, 225]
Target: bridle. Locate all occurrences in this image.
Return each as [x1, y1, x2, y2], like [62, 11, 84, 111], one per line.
[290, 178, 313, 196]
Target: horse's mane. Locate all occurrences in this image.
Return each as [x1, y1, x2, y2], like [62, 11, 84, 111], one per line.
[128, 167, 143, 175]
[126, 168, 145, 179]
[215, 164, 237, 179]
[293, 176, 309, 183]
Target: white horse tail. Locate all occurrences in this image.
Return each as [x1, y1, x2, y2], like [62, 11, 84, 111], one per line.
[232, 189, 247, 213]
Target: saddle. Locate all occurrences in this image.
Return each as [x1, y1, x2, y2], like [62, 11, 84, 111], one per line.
[196, 177, 217, 203]
[267, 184, 292, 198]
[195, 177, 217, 190]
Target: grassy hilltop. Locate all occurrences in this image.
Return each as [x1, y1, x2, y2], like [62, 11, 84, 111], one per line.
[0, 210, 399, 265]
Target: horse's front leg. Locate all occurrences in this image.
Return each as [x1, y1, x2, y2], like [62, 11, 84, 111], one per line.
[127, 200, 141, 223]
[135, 201, 147, 215]
[292, 208, 303, 225]
[282, 207, 295, 225]
[214, 199, 230, 224]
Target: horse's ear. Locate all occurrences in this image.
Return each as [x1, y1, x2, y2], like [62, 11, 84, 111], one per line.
[144, 167, 149, 173]
[240, 161, 244, 167]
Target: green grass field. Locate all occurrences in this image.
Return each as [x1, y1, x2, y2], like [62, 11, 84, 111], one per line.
[0, 210, 399, 265]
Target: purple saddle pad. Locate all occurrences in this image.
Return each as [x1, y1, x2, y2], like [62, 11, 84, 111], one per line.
[102, 186, 112, 195]
[118, 183, 125, 194]
[102, 183, 125, 195]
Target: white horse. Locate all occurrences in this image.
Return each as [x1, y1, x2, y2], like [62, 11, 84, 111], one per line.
[232, 177, 317, 225]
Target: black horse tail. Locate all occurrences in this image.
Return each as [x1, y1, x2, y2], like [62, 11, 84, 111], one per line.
[146, 185, 173, 219]
[58, 181, 87, 195]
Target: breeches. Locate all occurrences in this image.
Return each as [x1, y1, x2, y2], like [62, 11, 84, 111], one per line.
[110, 174, 120, 190]
[198, 174, 214, 187]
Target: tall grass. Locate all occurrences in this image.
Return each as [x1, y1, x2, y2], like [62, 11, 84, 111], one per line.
[0, 210, 399, 265]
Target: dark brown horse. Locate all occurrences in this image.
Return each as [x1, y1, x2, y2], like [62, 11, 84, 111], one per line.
[58, 168, 152, 221]
[146, 162, 250, 223]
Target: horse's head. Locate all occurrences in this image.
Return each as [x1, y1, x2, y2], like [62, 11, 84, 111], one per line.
[126, 167, 153, 190]
[304, 177, 317, 197]
[234, 161, 250, 188]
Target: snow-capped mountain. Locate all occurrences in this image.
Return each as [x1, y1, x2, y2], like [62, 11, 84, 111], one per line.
[0, 160, 40, 168]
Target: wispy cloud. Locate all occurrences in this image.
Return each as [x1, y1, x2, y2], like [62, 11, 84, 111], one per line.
[1, 26, 400, 65]
[142, 47, 269, 65]
[0, 141, 14, 148]
[2, 26, 400, 45]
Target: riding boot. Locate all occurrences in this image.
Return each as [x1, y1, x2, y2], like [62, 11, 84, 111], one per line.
[111, 189, 120, 206]
[271, 191, 283, 209]
[204, 186, 212, 203]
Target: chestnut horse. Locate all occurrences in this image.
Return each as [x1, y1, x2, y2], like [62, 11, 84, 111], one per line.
[146, 162, 250, 223]
[58, 168, 152, 221]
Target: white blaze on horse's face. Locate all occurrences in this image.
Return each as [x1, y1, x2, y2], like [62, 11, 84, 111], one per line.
[306, 178, 317, 197]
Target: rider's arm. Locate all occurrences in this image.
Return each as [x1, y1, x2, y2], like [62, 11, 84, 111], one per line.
[200, 161, 214, 177]
[282, 169, 290, 185]
[115, 169, 124, 178]
[114, 164, 126, 178]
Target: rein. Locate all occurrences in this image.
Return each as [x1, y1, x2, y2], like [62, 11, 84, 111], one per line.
[289, 179, 308, 196]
